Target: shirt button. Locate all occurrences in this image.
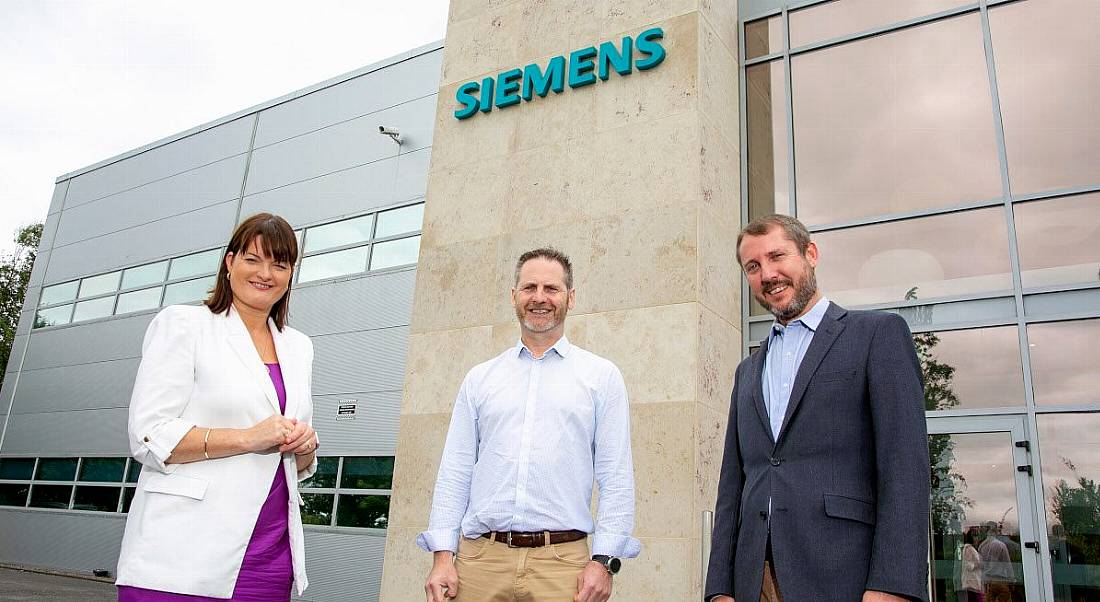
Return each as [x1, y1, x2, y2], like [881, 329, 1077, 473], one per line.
[770, 457, 781, 466]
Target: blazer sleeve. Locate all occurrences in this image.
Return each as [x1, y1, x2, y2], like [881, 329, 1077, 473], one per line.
[296, 333, 318, 482]
[865, 313, 931, 601]
[128, 306, 198, 473]
[704, 363, 744, 600]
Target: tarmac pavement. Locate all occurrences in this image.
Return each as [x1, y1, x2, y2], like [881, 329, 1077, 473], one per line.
[0, 567, 115, 600]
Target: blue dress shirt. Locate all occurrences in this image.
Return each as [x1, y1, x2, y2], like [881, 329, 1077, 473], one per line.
[417, 337, 641, 558]
[762, 297, 831, 440]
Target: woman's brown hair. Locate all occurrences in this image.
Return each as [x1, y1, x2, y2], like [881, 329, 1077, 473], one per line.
[205, 213, 298, 330]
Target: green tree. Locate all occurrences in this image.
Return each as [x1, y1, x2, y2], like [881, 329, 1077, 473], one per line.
[0, 223, 43, 391]
[1051, 457, 1100, 564]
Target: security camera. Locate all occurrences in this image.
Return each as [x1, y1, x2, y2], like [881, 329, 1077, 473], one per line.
[378, 126, 402, 144]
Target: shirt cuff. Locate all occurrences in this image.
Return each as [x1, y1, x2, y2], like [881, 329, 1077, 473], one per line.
[416, 528, 461, 553]
[136, 419, 195, 473]
[591, 533, 642, 558]
[296, 453, 318, 481]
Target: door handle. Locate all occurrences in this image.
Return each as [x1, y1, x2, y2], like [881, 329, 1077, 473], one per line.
[1024, 541, 1040, 552]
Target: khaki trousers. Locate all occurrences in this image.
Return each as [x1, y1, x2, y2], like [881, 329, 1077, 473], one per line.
[760, 560, 783, 602]
[453, 536, 590, 601]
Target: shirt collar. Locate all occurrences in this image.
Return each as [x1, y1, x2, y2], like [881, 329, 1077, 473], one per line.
[771, 297, 830, 336]
[516, 335, 572, 359]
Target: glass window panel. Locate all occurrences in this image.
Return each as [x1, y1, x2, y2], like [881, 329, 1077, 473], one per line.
[28, 484, 72, 508]
[35, 458, 77, 481]
[340, 457, 394, 490]
[1036, 413, 1100, 598]
[304, 215, 374, 253]
[789, 0, 972, 48]
[990, 0, 1100, 196]
[370, 236, 421, 271]
[1014, 194, 1100, 290]
[40, 281, 78, 306]
[745, 15, 783, 60]
[121, 261, 168, 289]
[72, 486, 121, 512]
[78, 271, 120, 299]
[301, 457, 338, 489]
[814, 208, 1012, 307]
[169, 248, 221, 280]
[0, 458, 35, 480]
[0, 484, 29, 507]
[375, 204, 424, 239]
[115, 287, 162, 314]
[297, 247, 368, 284]
[1028, 319, 1100, 406]
[162, 276, 215, 306]
[791, 14, 1001, 226]
[916, 326, 1025, 411]
[35, 304, 72, 328]
[122, 487, 136, 513]
[300, 493, 334, 526]
[126, 460, 141, 483]
[336, 494, 390, 529]
[72, 296, 115, 322]
[746, 60, 790, 223]
[78, 458, 125, 483]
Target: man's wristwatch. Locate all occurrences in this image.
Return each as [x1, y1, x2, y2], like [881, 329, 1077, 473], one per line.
[591, 554, 621, 575]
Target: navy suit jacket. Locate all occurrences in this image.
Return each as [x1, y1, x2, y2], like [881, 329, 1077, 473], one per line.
[705, 303, 930, 601]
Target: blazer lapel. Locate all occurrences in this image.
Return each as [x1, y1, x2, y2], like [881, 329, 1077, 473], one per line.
[750, 336, 774, 444]
[776, 303, 847, 447]
[271, 323, 299, 418]
[226, 307, 281, 414]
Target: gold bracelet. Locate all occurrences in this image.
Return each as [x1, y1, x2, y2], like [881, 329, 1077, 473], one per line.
[203, 428, 212, 460]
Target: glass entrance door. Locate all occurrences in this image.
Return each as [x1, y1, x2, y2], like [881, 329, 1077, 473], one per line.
[928, 416, 1045, 601]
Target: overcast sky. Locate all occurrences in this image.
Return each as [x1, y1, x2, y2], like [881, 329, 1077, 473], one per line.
[0, 0, 449, 255]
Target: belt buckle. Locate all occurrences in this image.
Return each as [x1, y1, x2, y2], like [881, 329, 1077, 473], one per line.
[506, 532, 516, 548]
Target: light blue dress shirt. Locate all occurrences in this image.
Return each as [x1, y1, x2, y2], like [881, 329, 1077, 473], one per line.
[417, 337, 641, 558]
[762, 297, 831, 440]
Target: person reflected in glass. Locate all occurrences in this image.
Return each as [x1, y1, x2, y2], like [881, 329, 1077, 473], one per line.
[959, 526, 984, 602]
[115, 213, 319, 601]
[978, 521, 1012, 602]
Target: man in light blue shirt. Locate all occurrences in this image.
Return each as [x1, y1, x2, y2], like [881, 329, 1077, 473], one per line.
[421, 248, 640, 602]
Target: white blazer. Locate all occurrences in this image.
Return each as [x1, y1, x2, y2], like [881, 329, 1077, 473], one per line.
[115, 304, 317, 597]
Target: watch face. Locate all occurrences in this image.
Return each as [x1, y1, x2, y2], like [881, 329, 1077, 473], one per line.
[609, 557, 622, 573]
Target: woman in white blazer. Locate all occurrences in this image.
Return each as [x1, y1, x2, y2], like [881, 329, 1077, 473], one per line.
[116, 213, 318, 601]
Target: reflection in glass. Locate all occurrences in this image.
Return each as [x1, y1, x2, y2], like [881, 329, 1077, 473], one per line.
[298, 247, 368, 284]
[300, 493, 334, 526]
[169, 248, 221, 281]
[990, 0, 1100, 196]
[72, 486, 121, 512]
[72, 296, 115, 322]
[0, 484, 29, 507]
[304, 214, 374, 253]
[929, 432, 1025, 602]
[791, 14, 1001, 225]
[126, 460, 141, 483]
[814, 208, 1011, 307]
[40, 281, 78, 306]
[28, 485, 72, 509]
[746, 60, 790, 226]
[162, 277, 214, 306]
[1028, 319, 1100, 407]
[340, 457, 394, 490]
[375, 204, 424, 239]
[1037, 413, 1100, 600]
[122, 487, 136, 513]
[1014, 194, 1100, 290]
[745, 16, 783, 60]
[370, 236, 421, 271]
[35, 458, 77, 481]
[915, 326, 1024, 411]
[789, 0, 972, 48]
[336, 494, 390, 528]
[301, 457, 338, 489]
[0, 458, 35, 480]
[116, 287, 162, 314]
[35, 304, 72, 328]
[121, 261, 168, 290]
[78, 271, 120, 299]
[78, 458, 125, 482]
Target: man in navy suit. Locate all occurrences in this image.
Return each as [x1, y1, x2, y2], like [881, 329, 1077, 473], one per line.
[705, 214, 930, 602]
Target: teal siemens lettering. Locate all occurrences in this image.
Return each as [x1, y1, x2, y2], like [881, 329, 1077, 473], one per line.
[454, 27, 666, 120]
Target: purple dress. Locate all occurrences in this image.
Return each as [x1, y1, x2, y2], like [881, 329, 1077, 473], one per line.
[119, 363, 294, 601]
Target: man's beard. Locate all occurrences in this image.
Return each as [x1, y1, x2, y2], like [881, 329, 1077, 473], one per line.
[516, 304, 566, 333]
[757, 266, 818, 322]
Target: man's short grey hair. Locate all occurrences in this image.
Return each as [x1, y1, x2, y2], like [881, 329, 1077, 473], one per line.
[736, 214, 813, 265]
[515, 247, 574, 289]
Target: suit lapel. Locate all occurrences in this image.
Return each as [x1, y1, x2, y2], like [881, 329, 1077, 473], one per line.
[226, 306, 281, 414]
[271, 324, 299, 418]
[776, 303, 847, 447]
[750, 336, 774, 444]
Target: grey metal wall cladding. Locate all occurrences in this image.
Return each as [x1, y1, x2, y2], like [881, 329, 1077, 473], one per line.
[393, 147, 431, 202]
[48, 180, 68, 215]
[244, 94, 437, 196]
[1, 377, 16, 413]
[44, 200, 237, 284]
[28, 248, 49, 288]
[17, 305, 37, 336]
[311, 327, 409, 395]
[2, 407, 129, 455]
[53, 155, 248, 247]
[23, 313, 153, 371]
[1024, 288, 1100, 318]
[63, 117, 254, 209]
[39, 211, 62, 253]
[255, 49, 443, 149]
[240, 156, 403, 227]
[312, 391, 401, 456]
[5, 335, 28, 372]
[11, 358, 140, 415]
[0, 509, 126, 572]
[289, 271, 415, 337]
[294, 532, 385, 602]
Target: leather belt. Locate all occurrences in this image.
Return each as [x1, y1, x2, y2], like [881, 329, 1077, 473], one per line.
[481, 529, 587, 548]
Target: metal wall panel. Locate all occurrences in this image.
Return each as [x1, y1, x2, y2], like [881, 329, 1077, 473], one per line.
[22, 314, 153, 371]
[289, 271, 415, 337]
[53, 155, 248, 247]
[64, 117, 253, 208]
[255, 49, 442, 148]
[38, 211, 62, 253]
[0, 376, 15, 414]
[393, 147, 431, 203]
[0, 509, 126, 573]
[48, 180, 69, 215]
[17, 304, 37, 336]
[27, 248, 50, 288]
[244, 95, 436, 196]
[311, 327, 409, 396]
[2, 407, 130, 455]
[311, 391, 401, 456]
[11, 358, 140, 415]
[295, 531, 386, 602]
[4, 335, 28, 373]
[44, 200, 237, 284]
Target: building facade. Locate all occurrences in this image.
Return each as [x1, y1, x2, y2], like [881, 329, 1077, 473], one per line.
[2, 0, 1098, 601]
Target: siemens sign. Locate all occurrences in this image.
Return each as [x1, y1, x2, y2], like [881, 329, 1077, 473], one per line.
[453, 27, 666, 120]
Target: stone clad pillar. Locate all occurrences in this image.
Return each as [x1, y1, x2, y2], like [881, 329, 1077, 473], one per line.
[380, 1, 741, 598]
